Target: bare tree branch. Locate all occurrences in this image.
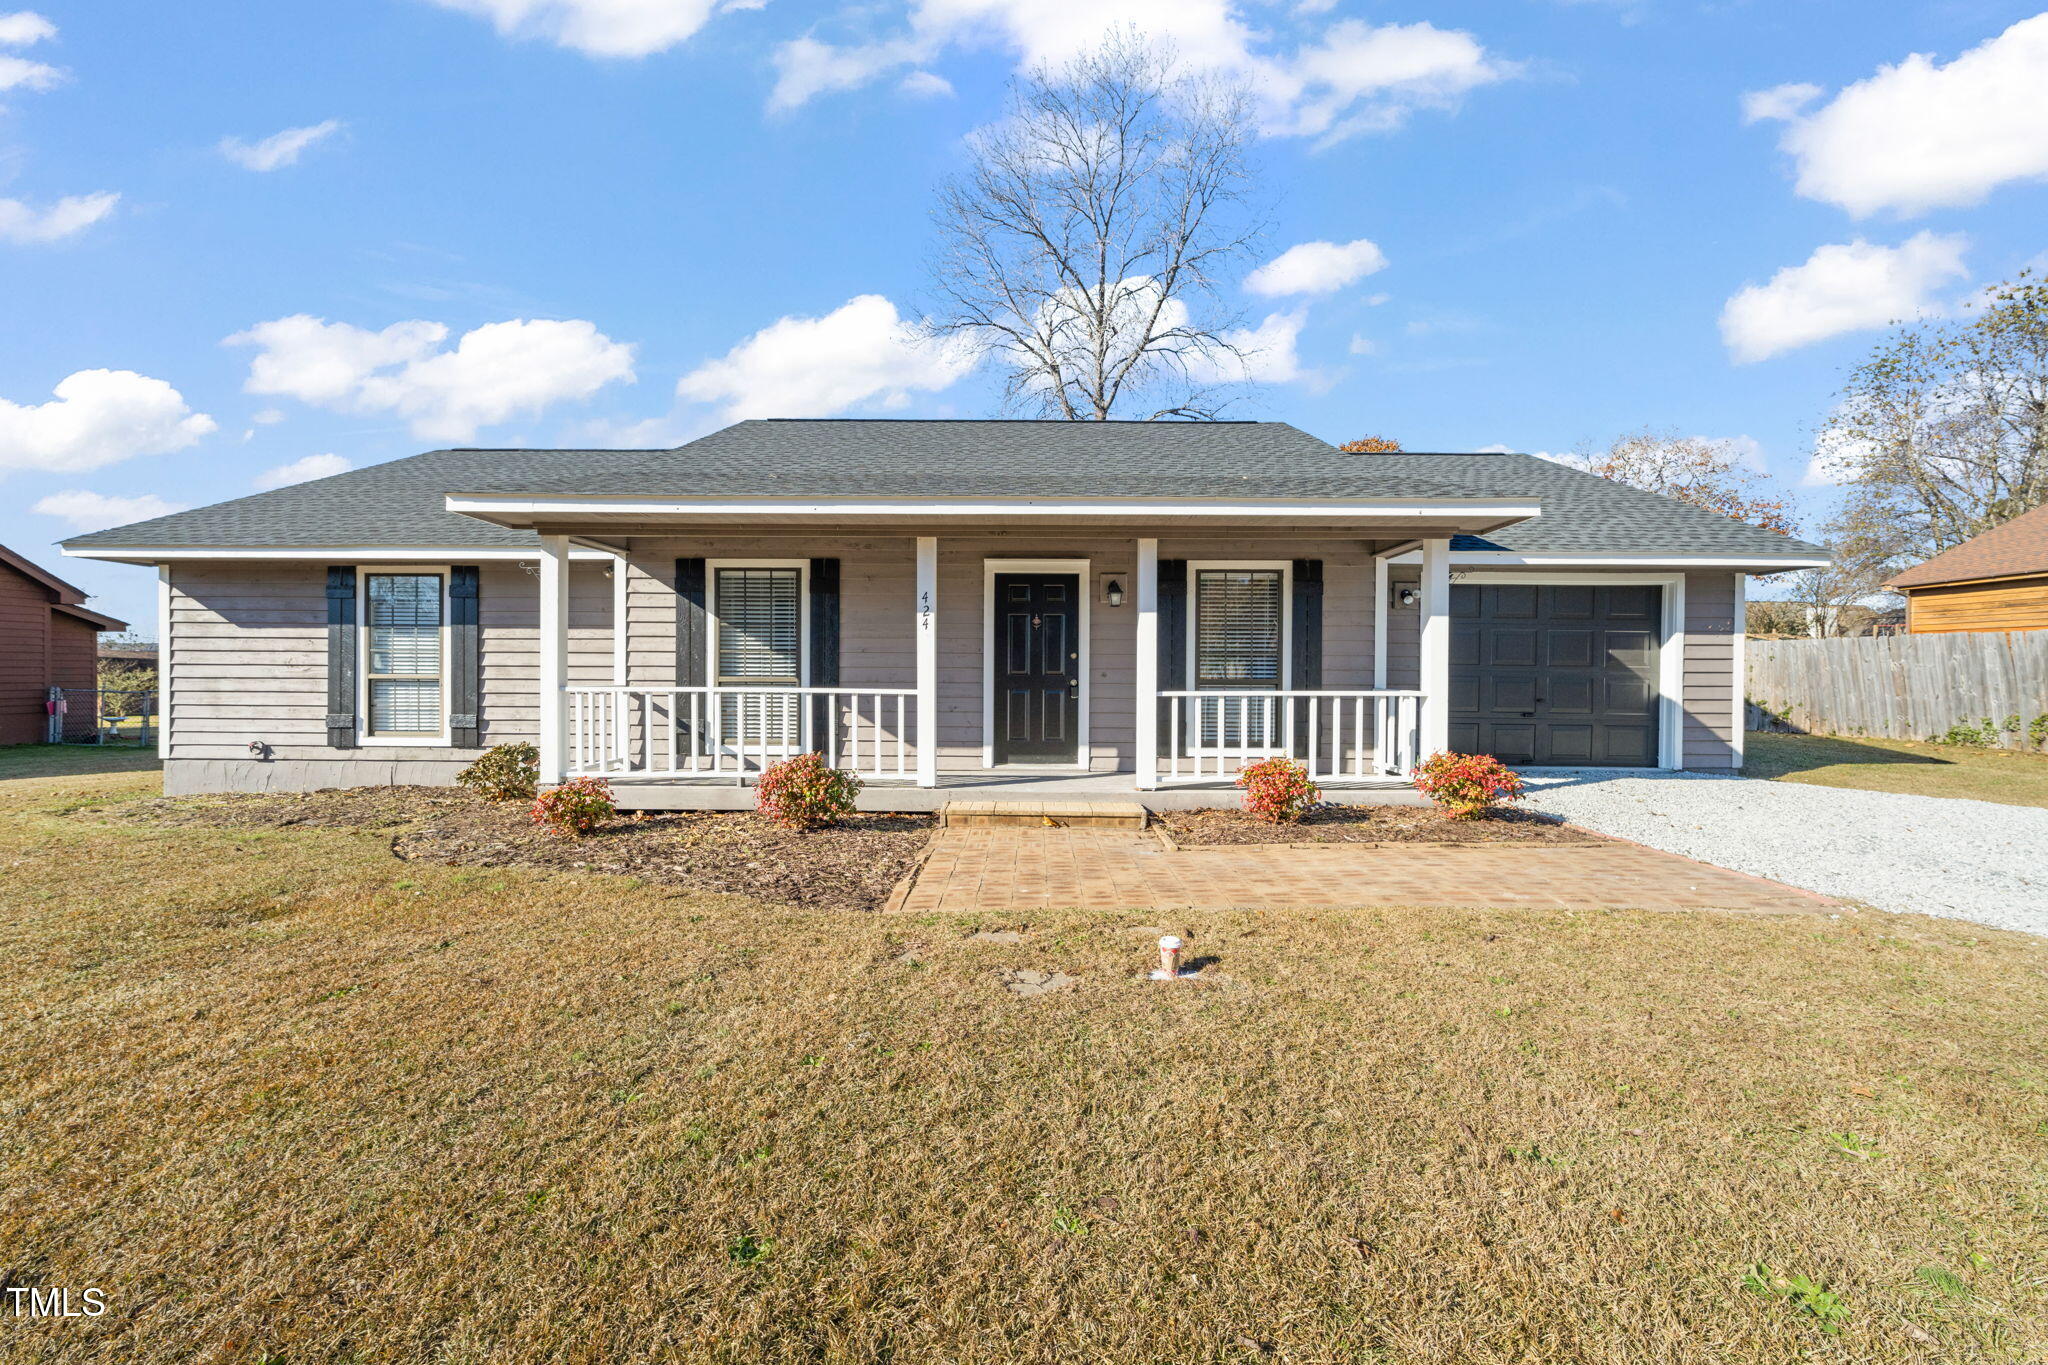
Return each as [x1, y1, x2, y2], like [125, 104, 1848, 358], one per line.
[924, 31, 1262, 420]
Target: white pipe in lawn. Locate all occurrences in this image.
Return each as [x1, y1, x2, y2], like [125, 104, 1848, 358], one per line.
[1151, 935, 1183, 980]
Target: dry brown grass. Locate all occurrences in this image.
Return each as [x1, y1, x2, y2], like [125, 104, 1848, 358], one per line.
[3, 768, 2046, 1364]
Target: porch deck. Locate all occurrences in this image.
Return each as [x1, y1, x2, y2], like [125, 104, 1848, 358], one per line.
[607, 768, 1424, 812]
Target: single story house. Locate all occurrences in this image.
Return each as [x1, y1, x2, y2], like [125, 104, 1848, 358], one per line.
[62, 420, 1825, 808]
[0, 542, 127, 746]
[1884, 503, 2048, 634]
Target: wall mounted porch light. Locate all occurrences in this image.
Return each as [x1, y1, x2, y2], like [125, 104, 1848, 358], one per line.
[1105, 578, 1125, 607]
[1395, 585, 1419, 609]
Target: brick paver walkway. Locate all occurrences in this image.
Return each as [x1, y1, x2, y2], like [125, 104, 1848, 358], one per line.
[888, 828, 1833, 914]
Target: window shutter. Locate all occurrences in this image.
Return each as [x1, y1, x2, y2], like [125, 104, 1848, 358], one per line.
[449, 565, 481, 747]
[676, 558, 706, 687]
[325, 566, 358, 749]
[808, 558, 839, 743]
[1155, 559, 1186, 757]
[1291, 559, 1322, 750]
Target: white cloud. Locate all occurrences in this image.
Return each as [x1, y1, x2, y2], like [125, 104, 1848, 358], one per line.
[425, 0, 744, 58]
[226, 314, 636, 442]
[1265, 18, 1513, 143]
[219, 120, 343, 172]
[0, 370, 215, 476]
[0, 10, 54, 44]
[898, 68, 954, 98]
[769, 5, 1512, 143]
[0, 191, 118, 244]
[677, 294, 977, 420]
[1752, 15, 2048, 216]
[1245, 237, 1387, 296]
[0, 51, 59, 92]
[1740, 81, 1820, 125]
[32, 489, 187, 532]
[254, 452, 352, 490]
[1347, 333, 1377, 356]
[1719, 232, 1968, 364]
[0, 13, 59, 91]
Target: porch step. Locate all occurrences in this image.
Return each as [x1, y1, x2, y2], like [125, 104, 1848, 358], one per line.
[940, 800, 1149, 830]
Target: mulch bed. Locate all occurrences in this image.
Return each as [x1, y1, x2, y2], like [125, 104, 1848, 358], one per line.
[1156, 803, 1602, 846]
[99, 788, 933, 911]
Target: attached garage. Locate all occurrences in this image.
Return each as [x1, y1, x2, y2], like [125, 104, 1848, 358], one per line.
[1448, 581, 1664, 767]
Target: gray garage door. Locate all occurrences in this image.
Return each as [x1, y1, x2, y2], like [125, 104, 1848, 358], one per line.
[1448, 582, 1661, 767]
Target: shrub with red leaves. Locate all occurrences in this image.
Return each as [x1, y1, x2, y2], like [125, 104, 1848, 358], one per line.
[1235, 756, 1321, 824]
[756, 752, 863, 831]
[1411, 752, 1525, 820]
[530, 776, 615, 837]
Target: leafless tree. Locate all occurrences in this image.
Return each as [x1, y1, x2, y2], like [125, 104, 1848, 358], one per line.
[926, 33, 1262, 420]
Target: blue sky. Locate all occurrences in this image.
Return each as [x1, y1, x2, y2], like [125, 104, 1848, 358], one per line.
[5, 0, 2047, 630]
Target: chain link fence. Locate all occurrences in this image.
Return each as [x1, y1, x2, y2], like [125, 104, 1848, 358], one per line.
[47, 687, 158, 746]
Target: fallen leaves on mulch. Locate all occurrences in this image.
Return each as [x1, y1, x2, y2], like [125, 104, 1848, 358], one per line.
[98, 787, 932, 911]
[1157, 803, 1600, 847]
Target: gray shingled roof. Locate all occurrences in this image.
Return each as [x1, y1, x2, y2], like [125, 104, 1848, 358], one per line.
[63, 418, 1823, 558]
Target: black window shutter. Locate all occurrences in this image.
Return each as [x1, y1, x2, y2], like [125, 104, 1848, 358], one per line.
[325, 566, 358, 749]
[675, 558, 707, 687]
[449, 565, 481, 748]
[808, 558, 840, 749]
[1291, 560, 1323, 688]
[1155, 559, 1187, 757]
[1291, 559, 1324, 751]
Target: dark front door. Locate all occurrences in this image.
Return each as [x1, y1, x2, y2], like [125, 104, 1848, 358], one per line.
[1449, 583, 1661, 767]
[994, 572, 1081, 763]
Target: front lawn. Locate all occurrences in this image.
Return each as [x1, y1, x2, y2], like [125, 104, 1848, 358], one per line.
[3, 768, 2045, 1363]
[1744, 731, 2048, 809]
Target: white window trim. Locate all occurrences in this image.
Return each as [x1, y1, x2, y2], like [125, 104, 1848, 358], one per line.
[357, 566, 452, 748]
[1181, 560, 1294, 759]
[1448, 570, 1687, 771]
[981, 558, 1091, 770]
[705, 559, 810, 689]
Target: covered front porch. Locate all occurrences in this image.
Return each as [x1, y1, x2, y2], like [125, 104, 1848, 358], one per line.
[486, 505, 1517, 810]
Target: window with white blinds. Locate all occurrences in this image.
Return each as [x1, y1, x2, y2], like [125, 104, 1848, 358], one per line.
[715, 568, 802, 684]
[714, 566, 803, 746]
[364, 572, 443, 737]
[1194, 569, 1283, 689]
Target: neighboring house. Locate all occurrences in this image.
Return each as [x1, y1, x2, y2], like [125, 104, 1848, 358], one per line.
[61, 420, 1825, 806]
[1885, 503, 2048, 634]
[0, 543, 128, 746]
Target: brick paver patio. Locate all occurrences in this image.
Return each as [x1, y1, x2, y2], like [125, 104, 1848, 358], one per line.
[887, 827, 1834, 914]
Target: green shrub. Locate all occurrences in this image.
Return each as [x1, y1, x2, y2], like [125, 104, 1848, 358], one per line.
[530, 776, 615, 838]
[1935, 719, 1999, 748]
[2032, 714, 2048, 748]
[755, 753, 862, 831]
[457, 743, 540, 801]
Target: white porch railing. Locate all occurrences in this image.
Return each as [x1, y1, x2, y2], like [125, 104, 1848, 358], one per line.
[566, 686, 919, 781]
[1155, 689, 1425, 784]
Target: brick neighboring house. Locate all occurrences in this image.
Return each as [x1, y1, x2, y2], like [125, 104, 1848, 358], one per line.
[0, 544, 129, 745]
[1885, 503, 2048, 634]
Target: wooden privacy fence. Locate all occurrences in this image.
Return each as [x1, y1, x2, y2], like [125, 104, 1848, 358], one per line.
[1745, 632, 2048, 747]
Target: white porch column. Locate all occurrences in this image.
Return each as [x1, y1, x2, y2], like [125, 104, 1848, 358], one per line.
[156, 564, 172, 759]
[915, 536, 938, 788]
[537, 533, 571, 784]
[1419, 537, 1452, 757]
[1134, 537, 1159, 790]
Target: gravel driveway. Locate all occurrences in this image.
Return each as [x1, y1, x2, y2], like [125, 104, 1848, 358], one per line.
[1521, 771, 2048, 936]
